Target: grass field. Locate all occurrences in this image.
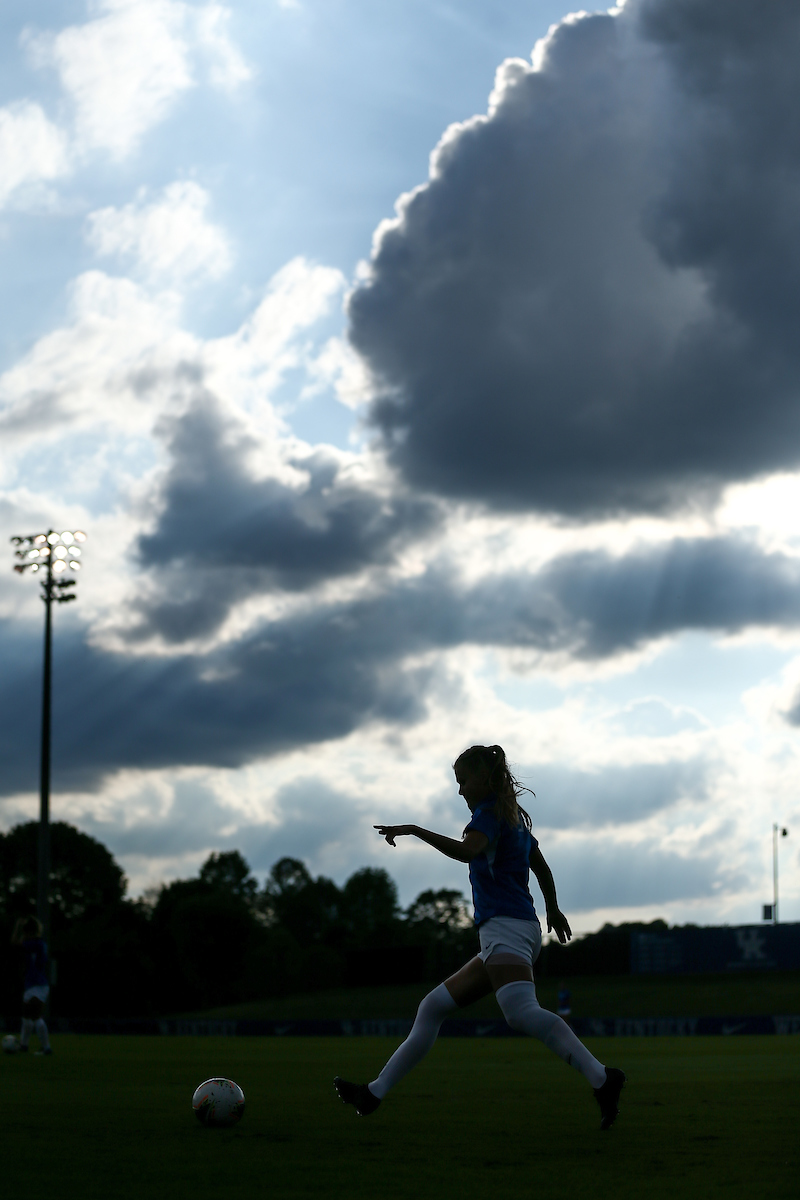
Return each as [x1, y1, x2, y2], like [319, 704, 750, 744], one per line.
[178, 970, 800, 1021]
[3, 1034, 798, 1199]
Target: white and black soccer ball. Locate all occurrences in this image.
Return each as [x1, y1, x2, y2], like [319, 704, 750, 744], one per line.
[192, 1078, 245, 1127]
[2, 1035, 20, 1055]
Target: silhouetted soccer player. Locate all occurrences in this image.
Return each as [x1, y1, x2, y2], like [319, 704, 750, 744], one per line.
[12, 916, 53, 1055]
[334, 744, 625, 1130]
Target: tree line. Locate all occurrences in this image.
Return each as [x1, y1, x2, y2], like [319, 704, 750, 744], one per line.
[0, 821, 666, 1019]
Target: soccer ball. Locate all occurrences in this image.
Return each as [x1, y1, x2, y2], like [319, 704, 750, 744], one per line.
[192, 1078, 245, 1127]
[2, 1035, 20, 1054]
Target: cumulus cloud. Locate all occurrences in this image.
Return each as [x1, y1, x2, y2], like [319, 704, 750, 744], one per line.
[0, 271, 192, 443]
[550, 833, 743, 912]
[75, 775, 356, 872]
[242, 778, 361, 871]
[128, 389, 440, 641]
[778, 680, 800, 730]
[82, 778, 232, 858]
[207, 257, 346, 407]
[194, 3, 252, 90]
[529, 759, 709, 831]
[86, 181, 233, 283]
[348, 0, 800, 517]
[0, 256, 343, 456]
[25, 0, 250, 160]
[607, 698, 706, 738]
[0, 101, 69, 208]
[302, 338, 374, 411]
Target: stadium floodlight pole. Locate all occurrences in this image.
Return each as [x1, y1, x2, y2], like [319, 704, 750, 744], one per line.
[772, 823, 789, 925]
[11, 528, 86, 944]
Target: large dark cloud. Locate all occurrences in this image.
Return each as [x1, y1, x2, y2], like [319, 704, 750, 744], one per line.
[0, 601, 434, 798]
[443, 533, 800, 662]
[534, 534, 800, 657]
[131, 388, 439, 640]
[2, 532, 798, 795]
[348, 0, 800, 516]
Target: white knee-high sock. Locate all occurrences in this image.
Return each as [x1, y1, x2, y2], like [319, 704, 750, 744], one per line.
[368, 983, 458, 1099]
[34, 1018, 50, 1050]
[20, 1018, 34, 1047]
[496, 981, 607, 1090]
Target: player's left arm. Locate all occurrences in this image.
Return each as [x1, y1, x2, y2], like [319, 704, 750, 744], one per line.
[11, 918, 25, 945]
[529, 844, 572, 943]
[375, 824, 488, 863]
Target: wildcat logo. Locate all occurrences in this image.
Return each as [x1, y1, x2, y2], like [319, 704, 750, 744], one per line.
[734, 929, 767, 961]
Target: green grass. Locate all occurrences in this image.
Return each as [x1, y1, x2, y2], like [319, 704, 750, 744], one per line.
[177, 970, 800, 1021]
[3, 1034, 798, 1199]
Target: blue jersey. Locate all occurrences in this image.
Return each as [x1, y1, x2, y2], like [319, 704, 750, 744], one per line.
[22, 937, 49, 989]
[464, 799, 539, 926]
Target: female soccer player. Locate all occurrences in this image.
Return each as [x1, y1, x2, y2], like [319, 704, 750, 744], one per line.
[11, 916, 53, 1055]
[334, 745, 625, 1129]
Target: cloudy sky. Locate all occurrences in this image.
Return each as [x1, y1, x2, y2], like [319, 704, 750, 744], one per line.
[2, 0, 799, 933]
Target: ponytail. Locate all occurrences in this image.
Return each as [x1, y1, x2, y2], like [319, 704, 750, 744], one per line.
[454, 744, 533, 830]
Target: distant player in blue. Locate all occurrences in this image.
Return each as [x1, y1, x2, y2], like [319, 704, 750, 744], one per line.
[334, 744, 625, 1129]
[12, 916, 53, 1055]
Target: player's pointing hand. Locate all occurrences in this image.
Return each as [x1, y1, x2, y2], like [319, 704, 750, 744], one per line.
[374, 824, 415, 847]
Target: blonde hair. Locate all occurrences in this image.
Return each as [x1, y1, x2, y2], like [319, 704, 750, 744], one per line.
[454, 744, 533, 830]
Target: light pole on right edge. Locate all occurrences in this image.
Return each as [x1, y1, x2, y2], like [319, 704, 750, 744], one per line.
[772, 823, 789, 924]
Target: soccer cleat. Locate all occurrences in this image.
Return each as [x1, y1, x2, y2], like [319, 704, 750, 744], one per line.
[594, 1067, 626, 1130]
[18, 1044, 29, 1053]
[333, 1076, 381, 1116]
[35, 1048, 53, 1056]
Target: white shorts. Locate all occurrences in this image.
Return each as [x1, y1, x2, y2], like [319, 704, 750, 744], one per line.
[478, 916, 542, 966]
[23, 986, 49, 1004]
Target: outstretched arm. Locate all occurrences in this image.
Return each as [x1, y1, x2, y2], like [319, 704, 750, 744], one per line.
[375, 824, 488, 864]
[529, 845, 572, 943]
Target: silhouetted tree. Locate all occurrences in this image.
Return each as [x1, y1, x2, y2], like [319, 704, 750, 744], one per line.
[260, 857, 342, 946]
[340, 867, 402, 948]
[405, 888, 472, 938]
[165, 891, 262, 1009]
[55, 901, 157, 1017]
[148, 864, 271, 1010]
[0, 822, 150, 1019]
[199, 851, 258, 908]
[0, 821, 126, 929]
[404, 888, 477, 980]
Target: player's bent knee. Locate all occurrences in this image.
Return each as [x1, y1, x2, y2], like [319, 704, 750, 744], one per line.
[416, 982, 456, 1023]
[496, 980, 552, 1035]
[416, 992, 436, 1019]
